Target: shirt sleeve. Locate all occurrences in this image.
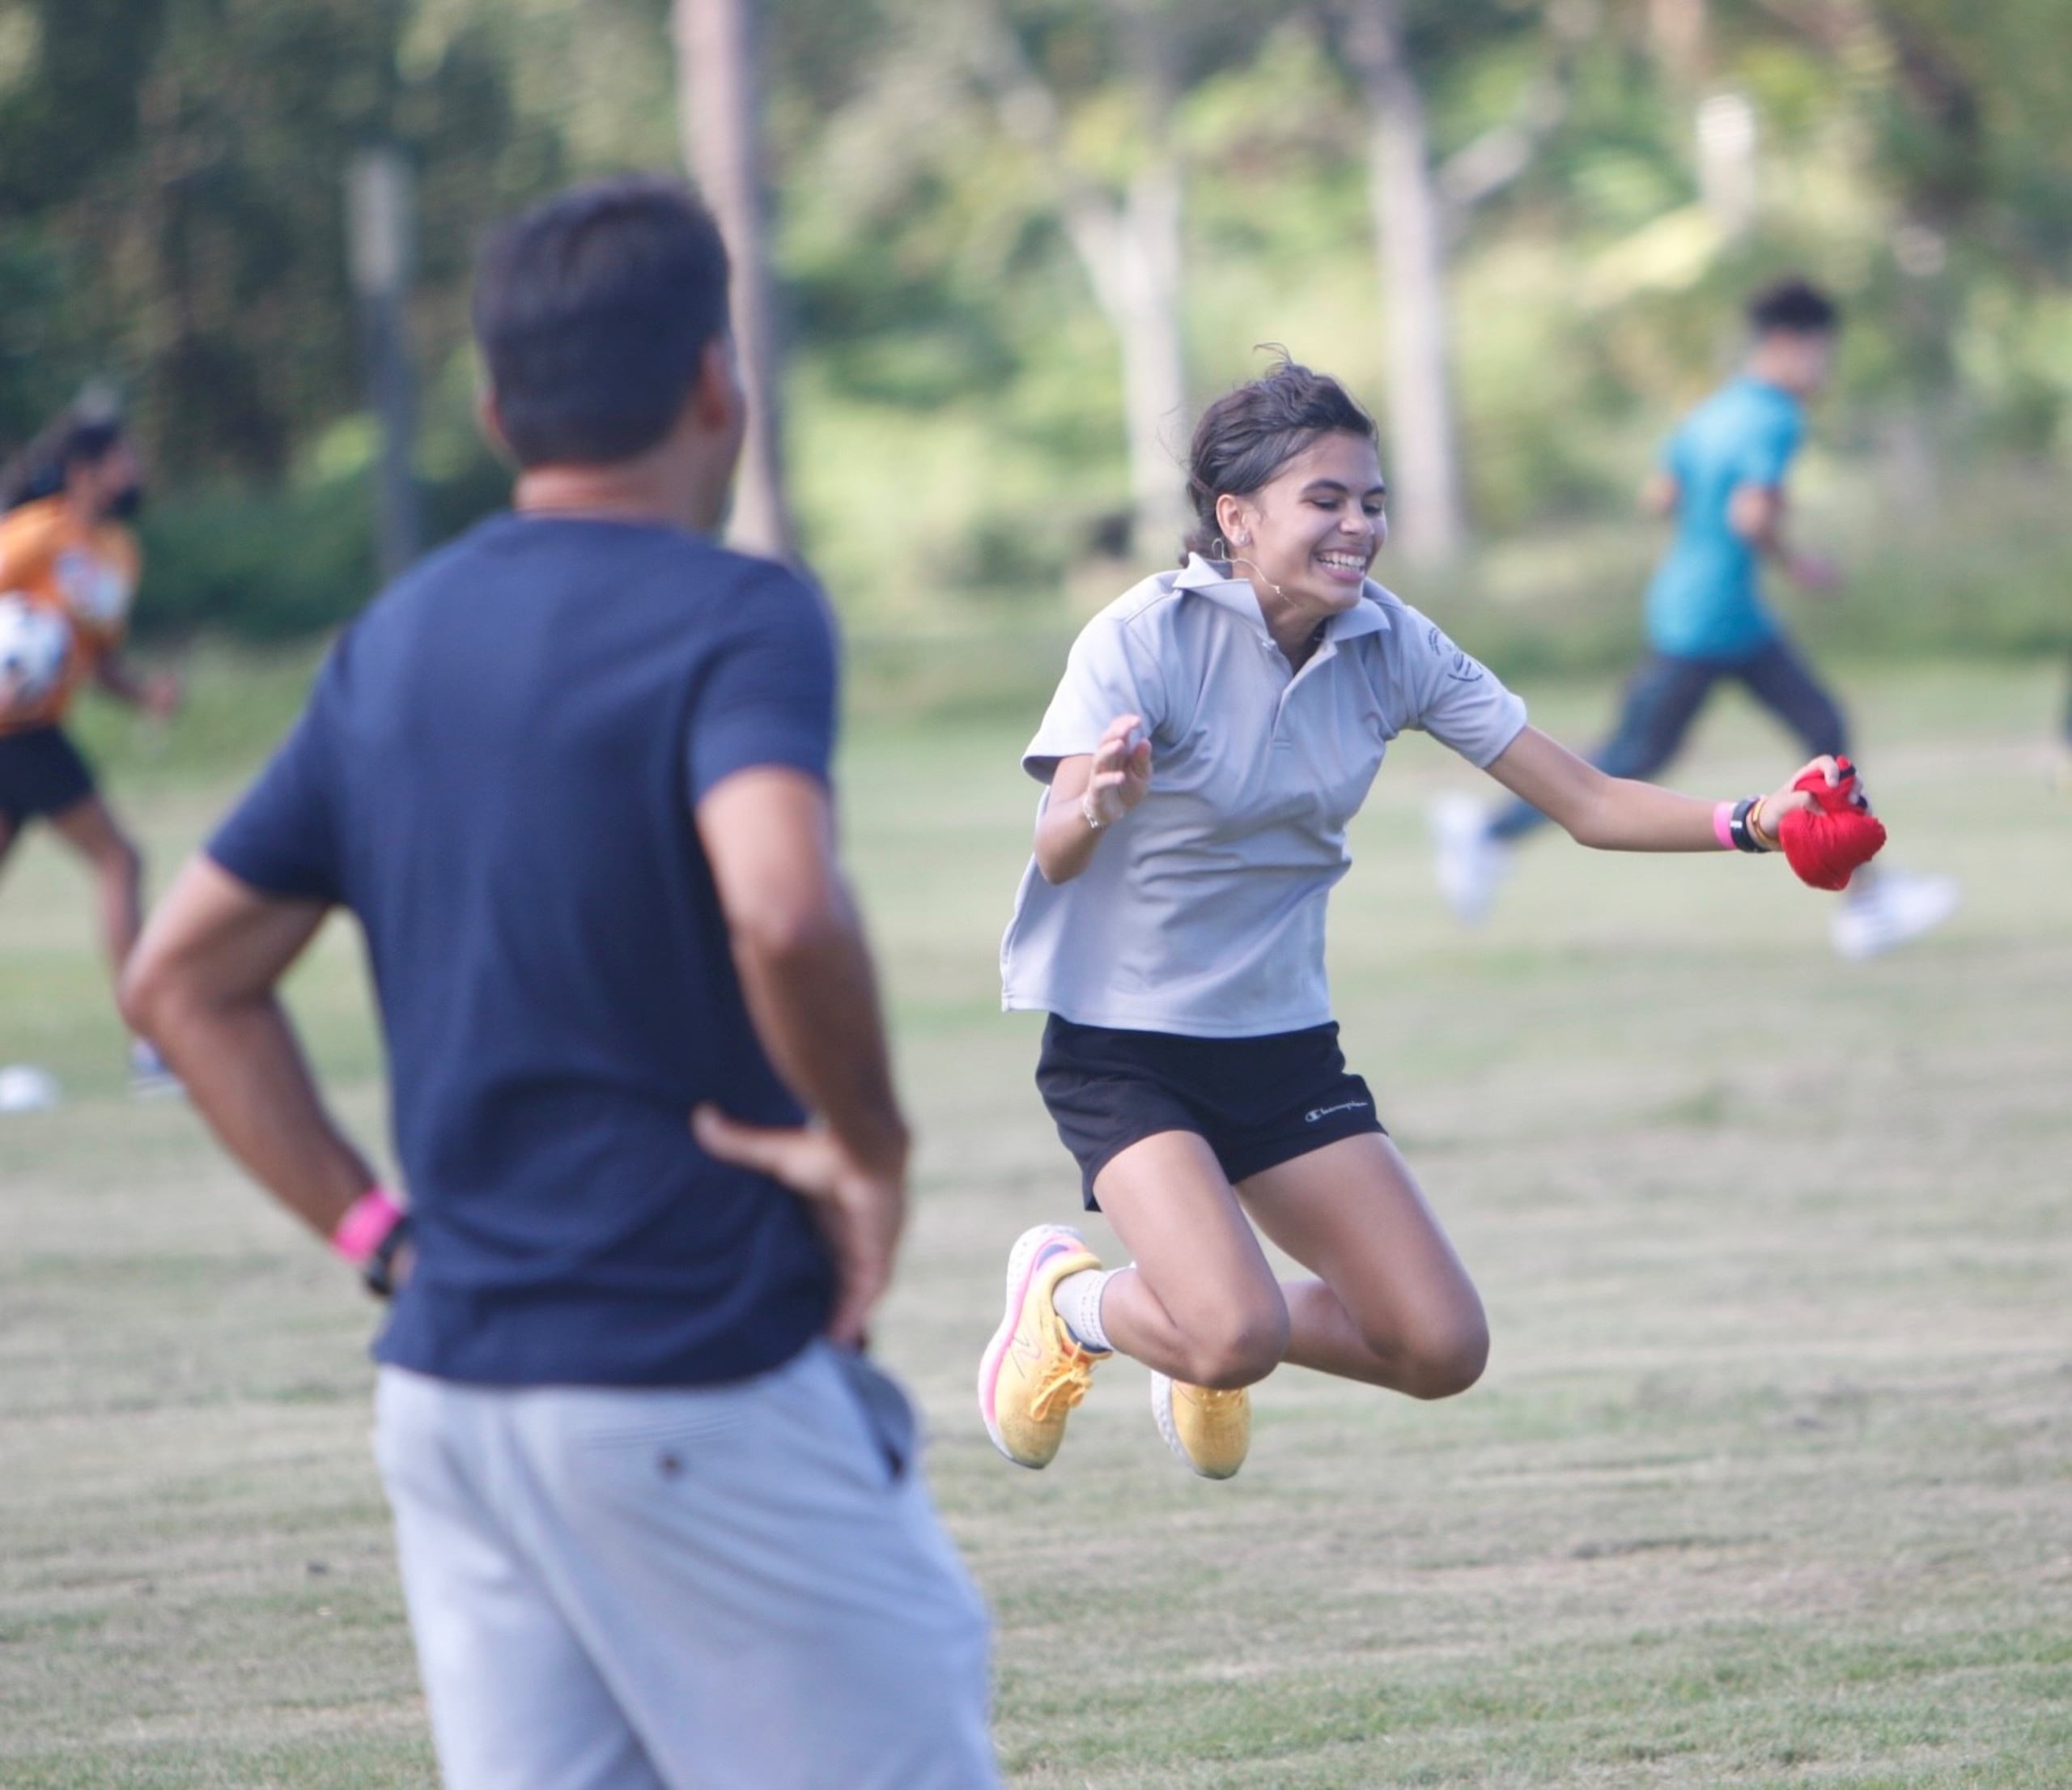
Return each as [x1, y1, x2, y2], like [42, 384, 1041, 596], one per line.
[1396, 606, 1529, 769]
[206, 657, 346, 904]
[1021, 610, 1166, 784]
[686, 565, 839, 803]
[0, 504, 62, 589]
[1730, 399, 1802, 490]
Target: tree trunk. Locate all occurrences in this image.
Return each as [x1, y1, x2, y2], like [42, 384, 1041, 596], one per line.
[1110, 3, 1190, 562]
[671, 0, 798, 563]
[1346, 0, 1467, 567]
[345, 147, 422, 583]
[1648, 0, 1710, 91]
[970, 2, 1190, 563]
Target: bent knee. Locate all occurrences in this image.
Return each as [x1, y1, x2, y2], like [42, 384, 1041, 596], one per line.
[1177, 1301, 1289, 1390]
[1391, 1313, 1490, 1401]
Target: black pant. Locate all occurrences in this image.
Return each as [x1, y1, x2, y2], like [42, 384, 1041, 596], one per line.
[1490, 637, 1849, 842]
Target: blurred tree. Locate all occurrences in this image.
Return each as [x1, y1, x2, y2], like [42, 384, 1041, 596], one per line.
[1332, 0, 1565, 563]
[1340, 0, 1464, 565]
[0, 0, 2064, 640]
[967, 0, 1191, 561]
[673, 0, 799, 563]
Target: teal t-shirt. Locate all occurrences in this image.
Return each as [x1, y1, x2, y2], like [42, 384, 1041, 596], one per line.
[1643, 376, 1803, 660]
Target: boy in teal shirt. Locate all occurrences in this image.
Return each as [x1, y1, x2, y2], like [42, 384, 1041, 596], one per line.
[1435, 277, 1957, 959]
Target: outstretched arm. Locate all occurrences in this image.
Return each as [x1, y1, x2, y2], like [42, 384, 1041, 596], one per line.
[1484, 725, 1839, 852]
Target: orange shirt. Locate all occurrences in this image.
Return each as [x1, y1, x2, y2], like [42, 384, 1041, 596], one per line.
[0, 496, 142, 733]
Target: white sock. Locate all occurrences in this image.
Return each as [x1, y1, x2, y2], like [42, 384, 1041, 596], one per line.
[1051, 1267, 1119, 1354]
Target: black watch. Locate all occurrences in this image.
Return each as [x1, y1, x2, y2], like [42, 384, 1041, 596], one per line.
[363, 1212, 413, 1299]
[1727, 796, 1771, 854]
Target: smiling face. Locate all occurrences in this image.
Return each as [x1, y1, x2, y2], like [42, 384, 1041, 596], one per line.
[1214, 431, 1389, 628]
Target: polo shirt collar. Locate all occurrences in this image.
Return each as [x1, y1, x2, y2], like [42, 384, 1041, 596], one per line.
[1174, 553, 1393, 643]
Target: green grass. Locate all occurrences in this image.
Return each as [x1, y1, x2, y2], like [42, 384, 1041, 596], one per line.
[3, 659, 2070, 1787]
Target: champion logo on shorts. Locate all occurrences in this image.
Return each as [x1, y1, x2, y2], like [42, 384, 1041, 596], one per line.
[1305, 1099, 1370, 1124]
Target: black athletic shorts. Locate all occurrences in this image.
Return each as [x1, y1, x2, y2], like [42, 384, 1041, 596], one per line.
[1036, 1014, 1386, 1210]
[0, 725, 96, 827]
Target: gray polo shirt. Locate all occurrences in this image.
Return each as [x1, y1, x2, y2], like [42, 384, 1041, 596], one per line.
[1000, 555, 1528, 1038]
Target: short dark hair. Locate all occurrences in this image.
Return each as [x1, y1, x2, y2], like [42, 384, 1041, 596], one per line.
[1747, 275, 1840, 338]
[473, 177, 732, 468]
[1182, 356, 1379, 560]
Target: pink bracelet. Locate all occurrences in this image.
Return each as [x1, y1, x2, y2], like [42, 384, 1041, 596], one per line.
[1712, 801, 1737, 851]
[331, 1187, 405, 1265]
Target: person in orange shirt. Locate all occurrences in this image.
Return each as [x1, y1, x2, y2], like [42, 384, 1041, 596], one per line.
[0, 411, 183, 1092]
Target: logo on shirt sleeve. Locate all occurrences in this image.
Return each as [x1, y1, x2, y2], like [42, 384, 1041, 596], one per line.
[1426, 622, 1485, 682]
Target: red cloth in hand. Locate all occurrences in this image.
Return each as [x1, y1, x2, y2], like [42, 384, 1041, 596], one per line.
[1776, 757, 1887, 891]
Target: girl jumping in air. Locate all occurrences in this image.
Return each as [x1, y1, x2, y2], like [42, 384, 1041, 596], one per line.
[980, 359, 1858, 1480]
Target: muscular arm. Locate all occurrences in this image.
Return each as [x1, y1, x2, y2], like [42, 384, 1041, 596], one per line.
[119, 857, 379, 1237]
[696, 767, 907, 1172]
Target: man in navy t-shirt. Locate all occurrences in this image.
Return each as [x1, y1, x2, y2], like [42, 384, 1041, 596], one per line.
[123, 178, 997, 1790]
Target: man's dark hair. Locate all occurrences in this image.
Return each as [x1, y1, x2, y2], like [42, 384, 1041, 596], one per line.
[1182, 355, 1379, 561]
[1747, 275, 1840, 338]
[473, 176, 732, 468]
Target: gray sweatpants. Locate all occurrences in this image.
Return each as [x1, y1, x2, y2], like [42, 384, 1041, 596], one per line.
[373, 1344, 999, 1790]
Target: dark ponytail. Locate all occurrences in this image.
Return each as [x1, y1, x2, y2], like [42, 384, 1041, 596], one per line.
[0, 410, 127, 513]
[1182, 355, 1378, 562]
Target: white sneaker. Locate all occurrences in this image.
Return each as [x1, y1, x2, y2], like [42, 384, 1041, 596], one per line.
[1830, 871, 1960, 961]
[129, 1038, 185, 1100]
[1429, 793, 1510, 925]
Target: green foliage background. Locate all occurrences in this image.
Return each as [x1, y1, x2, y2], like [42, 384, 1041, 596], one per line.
[0, 0, 2067, 666]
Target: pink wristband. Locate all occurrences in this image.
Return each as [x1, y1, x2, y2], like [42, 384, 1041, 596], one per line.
[1712, 801, 1737, 851]
[331, 1187, 404, 1265]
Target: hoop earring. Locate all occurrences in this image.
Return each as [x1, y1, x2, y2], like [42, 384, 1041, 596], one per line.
[1208, 535, 1230, 561]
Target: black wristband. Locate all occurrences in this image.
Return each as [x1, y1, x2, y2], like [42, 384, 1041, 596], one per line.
[1728, 796, 1770, 854]
[363, 1212, 413, 1299]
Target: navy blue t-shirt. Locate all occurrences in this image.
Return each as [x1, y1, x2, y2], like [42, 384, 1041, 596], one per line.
[209, 513, 839, 1387]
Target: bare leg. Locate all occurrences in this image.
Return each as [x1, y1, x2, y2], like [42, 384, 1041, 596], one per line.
[1088, 1129, 1486, 1399]
[47, 795, 144, 985]
[1087, 1131, 1291, 1389]
[1238, 1133, 1488, 1399]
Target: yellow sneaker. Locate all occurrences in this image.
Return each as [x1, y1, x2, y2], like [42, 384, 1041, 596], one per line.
[1150, 1371, 1250, 1480]
[978, 1224, 1106, 1469]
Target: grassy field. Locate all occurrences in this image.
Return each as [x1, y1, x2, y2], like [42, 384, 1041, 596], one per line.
[2, 657, 2068, 1788]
